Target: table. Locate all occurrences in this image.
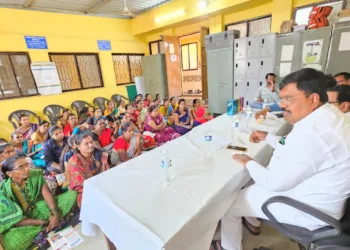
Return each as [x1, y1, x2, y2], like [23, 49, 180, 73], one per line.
[80, 113, 292, 250]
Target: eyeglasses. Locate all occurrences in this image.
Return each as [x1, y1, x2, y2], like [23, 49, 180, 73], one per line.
[12, 162, 30, 171]
[280, 94, 311, 105]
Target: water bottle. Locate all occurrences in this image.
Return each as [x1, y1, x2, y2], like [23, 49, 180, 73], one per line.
[246, 106, 253, 119]
[231, 115, 239, 141]
[161, 150, 171, 183]
[262, 99, 268, 109]
[204, 128, 213, 155]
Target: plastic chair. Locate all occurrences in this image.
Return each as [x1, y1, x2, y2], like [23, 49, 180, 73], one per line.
[8, 110, 41, 129]
[111, 94, 130, 107]
[93, 97, 109, 114]
[71, 100, 93, 115]
[43, 105, 65, 125]
[259, 196, 350, 250]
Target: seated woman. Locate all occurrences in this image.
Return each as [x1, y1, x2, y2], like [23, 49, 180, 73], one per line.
[173, 99, 201, 135]
[143, 93, 152, 108]
[158, 99, 174, 125]
[78, 107, 92, 124]
[104, 100, 118, 117]
[144, 105, 180, 146]
[116, 99, 127, 116]
[59, 135, 77, 185]
[31, 120, 50, 143]
[125, 104, 138, 124]
[112, 122, 142, 164]
[0, 143, 16, 182]
[91, 118, 115, 151]
[57, 109, 71, 128]
[68, 133, 109, 207]
[43, 126, 68, 173]
[132, 95, 142, 107]
[191, 99, 213, 124]
[155, 93, 163, 105]
[86, 107, 103, 126]
[135, 100, 147, 131]
[0, 156, 77, 250]
[15, 114, 38, 140]
[10, 132, 29, 156]
[170, 97, 178, 115]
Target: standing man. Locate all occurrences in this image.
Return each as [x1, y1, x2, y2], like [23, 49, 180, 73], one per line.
[221, 68, 350, 250]
[334, 72, 350, 85]
[250, 73, 281, 111]
[327, 85, 350, 117]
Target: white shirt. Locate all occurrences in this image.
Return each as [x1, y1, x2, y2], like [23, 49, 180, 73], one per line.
[346, 112, 350, 118]
[247, 104, 350, 223]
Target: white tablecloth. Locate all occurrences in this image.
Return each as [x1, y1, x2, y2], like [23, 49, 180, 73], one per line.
[80, 114, 292, 250]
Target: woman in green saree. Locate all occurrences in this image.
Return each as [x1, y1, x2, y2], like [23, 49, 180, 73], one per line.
[0, 156, 77, 250]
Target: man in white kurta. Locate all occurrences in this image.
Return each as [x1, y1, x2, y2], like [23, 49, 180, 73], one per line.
[221, 68, 350, 250]
[327, 85, 350, 118]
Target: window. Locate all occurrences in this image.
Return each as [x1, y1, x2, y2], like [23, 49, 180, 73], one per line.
[49, 53, 103, 92]
[0, 52, 38, 100]
[181, 43, 198, 71]
[112, 54, 144, 85]
[149, 40, 165, 55]
[294, 0, 346, 26]
[226, 15, 272, 38]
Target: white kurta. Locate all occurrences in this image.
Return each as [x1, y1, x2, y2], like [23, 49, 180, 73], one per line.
[222, 104, 350, 250]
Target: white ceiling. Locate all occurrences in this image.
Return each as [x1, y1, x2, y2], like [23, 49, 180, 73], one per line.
[0, 0, 173, 18]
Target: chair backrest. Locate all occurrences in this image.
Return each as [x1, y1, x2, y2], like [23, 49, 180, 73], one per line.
[93, 97, 109, 114]
[111, 94, 130, 107]
[71, 101, 92, 115]
[43, 105, 65, 125]
[8, 110, 41, 129]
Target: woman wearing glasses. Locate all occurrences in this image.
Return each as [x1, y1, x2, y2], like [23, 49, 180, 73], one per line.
[0, 156, 77, 250]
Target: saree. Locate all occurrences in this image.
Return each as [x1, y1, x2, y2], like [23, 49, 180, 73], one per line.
[98, 128, 113, 148]
[15, 124, 38, 141]
[159, 105, 173, 125]
[193, 106, 213, 124]
[144, 114, 180, 146]
[173, 109, 201, 135]
[68, 149, 109, 207]
[0, 170, 77, 250]
[104, 108, 118, 117]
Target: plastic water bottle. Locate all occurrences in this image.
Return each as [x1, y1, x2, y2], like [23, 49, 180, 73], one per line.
[262, 99, 268, 109]
[161, 150, 171, 183]
[246, 106, 253, 119]
[231, 115, 240, 141]
[204, 128, 213, 155]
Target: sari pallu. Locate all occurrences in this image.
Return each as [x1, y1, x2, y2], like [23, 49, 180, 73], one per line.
[15, 123, 38, 140]
[68, 149, 109, 207]
[0, 170, 77, 250]
[144, 114, 180, 146]
[173, 109, 201, 135]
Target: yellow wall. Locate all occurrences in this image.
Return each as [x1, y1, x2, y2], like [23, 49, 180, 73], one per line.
[0, 8, 148, 139]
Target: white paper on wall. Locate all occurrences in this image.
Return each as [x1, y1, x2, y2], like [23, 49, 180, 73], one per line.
[338, 32, 350, 51]
[302, 39, 323, 64]
[170, 54, 177, 62]
[280, 45, 294, 62]
[169, 44, 175, 54]
[279, 62, 292, 77]
[31, 62, 62, 95]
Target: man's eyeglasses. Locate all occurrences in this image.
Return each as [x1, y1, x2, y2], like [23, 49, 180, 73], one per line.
[280, 94, 311, 105]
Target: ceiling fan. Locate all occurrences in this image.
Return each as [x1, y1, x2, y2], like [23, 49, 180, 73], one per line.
[122, 0, 135, 17]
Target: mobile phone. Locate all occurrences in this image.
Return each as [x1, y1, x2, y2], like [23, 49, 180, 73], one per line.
[227, 145, 247, 152]
[275, 113, 284, 118]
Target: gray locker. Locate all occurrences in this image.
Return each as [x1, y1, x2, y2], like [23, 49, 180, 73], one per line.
[234, 38, 247, 60]
[247, 37, 261, 58]
[259, 56, 275, 79]
[234, 59, 246, 80]
[260, 34, 277, 57]
[245, 79, 259, 106]
[207, 51, 220, 113]
[205, 30, 238, 50]
[219, 49, 234, 111]
[326, 21, 350, 75]
[299, 26, 332, 71]
[275, 32, 303, 84]
[246, 58, 259, 78]
[234, 80, 246, 100]
[142, 54, 168, 99]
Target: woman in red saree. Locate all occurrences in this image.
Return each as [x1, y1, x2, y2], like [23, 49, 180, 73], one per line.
[68, 133, 110, 207]
[191, 99, 213, 124]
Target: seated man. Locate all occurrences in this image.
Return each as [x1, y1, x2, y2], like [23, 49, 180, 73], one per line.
[327, 85, 350, 117]
[334, 72, 350, 86]
[221, 68, 350, 250]
[250, 73, 281, 111]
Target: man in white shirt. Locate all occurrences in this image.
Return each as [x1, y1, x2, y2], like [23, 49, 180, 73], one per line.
[221, 68, 350, 250]
[334, 72, 350, 86]
[327, 85, 350, 118]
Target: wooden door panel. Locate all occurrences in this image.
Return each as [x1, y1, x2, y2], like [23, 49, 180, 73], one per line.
[200, 27, 209, 99]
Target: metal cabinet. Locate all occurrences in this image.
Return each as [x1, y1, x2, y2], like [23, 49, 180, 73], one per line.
[234, 38, 247, 60]
[260, 34, 277, 57]
[247, 37, 261, 58]
[245, 79, 259, 106]
[326, 21, 350, 75]
[246, 58, 260, 78]
[234, 59, 246, 80]
[234, 80, 246, 100]
[259, 56, 275, 79]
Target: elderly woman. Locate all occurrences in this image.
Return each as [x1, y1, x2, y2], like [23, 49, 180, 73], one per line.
[68, 133, 109, 207]
[112, 122, 141, 163]
[0, 143, 16, 182]
[15, 114, 38, 140]
[144, 105, 180, 146]
[0, 156, 77, 250]
[173, 99, 201, 135]
[43, 126, 68, 173]
[10, 132, 28, 156]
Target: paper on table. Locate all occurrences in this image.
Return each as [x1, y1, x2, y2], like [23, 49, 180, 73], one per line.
[280, 45, 294, 61]
[304, 64, 322, 71]
[279, 62, 292, 77]
[169, 44, 175, 54]
[339, 32, 350, 51]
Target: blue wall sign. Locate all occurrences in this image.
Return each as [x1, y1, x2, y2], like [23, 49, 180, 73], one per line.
[25, 36, 48, 49]
[97, 40, 111, 51]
